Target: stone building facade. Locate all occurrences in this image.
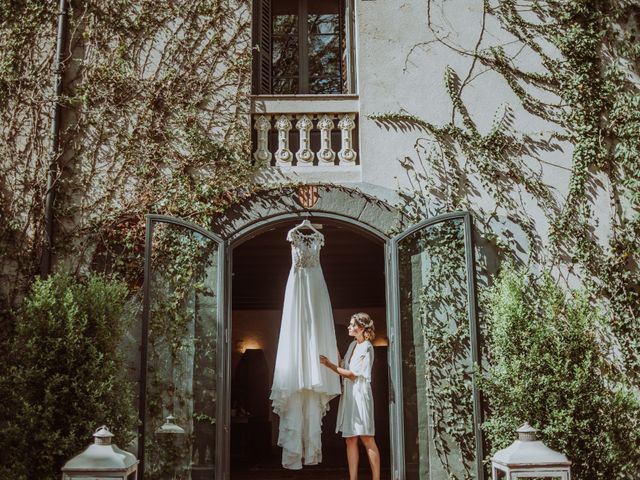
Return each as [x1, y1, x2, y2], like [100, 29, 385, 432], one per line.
[134, 1, 615, 480]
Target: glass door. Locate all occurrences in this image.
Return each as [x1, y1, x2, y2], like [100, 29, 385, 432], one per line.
[389, 212, 484, 480]
[140, 215, 227, 479]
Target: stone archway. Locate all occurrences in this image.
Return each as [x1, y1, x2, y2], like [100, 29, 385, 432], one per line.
[210, 184, 406, 480]
[208, 185, 410, 239]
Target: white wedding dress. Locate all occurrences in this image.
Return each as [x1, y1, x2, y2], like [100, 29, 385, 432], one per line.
[270, 227, 341, 470]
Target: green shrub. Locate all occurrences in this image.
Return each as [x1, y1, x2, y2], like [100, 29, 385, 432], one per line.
[0, 271, 138, 480]
[481, 263, 640, 479]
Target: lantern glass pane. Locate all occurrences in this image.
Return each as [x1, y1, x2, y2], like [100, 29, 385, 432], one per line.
[397, 218, 478, 479]
[144, 221, 220, 479]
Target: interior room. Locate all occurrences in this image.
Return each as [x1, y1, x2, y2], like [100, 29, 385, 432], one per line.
[230, 218, 390, 479]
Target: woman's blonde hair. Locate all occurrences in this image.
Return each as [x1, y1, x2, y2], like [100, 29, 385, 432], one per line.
[351, 312, 376, 341]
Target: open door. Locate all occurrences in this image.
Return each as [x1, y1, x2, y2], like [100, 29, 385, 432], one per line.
[389, 212, 484, 480]
[139, 215, 227, 480]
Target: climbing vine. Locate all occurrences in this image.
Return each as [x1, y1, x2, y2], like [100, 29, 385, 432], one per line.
[0, 0, 257, 311]
[0, 2, 256, 475]
[372, 0, 640, 476]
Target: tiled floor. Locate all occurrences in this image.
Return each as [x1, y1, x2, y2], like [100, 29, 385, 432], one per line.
[231, 466, 392, 480]
[230, 444, 392, 480]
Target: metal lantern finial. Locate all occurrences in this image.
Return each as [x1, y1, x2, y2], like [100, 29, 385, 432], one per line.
[515, 422, 537, 441]
[491, 422, 571, 479]
[93, 425, 114, 445]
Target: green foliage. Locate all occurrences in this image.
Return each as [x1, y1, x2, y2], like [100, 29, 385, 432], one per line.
[0, 271, 138, 480]
[143, 224, 219, 477]
[374, 3, 640, 475]
[481, 263, 640, 479]
[416, 220, 476, 478]
[0, 0, 256, 306]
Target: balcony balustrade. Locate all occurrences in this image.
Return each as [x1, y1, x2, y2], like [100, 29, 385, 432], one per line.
[251, 96, 359, 169]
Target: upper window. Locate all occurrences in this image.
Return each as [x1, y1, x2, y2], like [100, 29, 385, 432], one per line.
[253, 0, 355, 95]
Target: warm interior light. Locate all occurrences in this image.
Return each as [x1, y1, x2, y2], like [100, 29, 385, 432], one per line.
[237, 337, 263, 353]
[373, 336, 388, 347]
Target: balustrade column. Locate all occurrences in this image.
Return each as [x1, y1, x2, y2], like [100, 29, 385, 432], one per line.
[296, 115, 313, 166]
[316, 115, 336, 164]
[274, 115, 293, 166]
[338, 113, 357, 165]
[253, 115, 272, 164]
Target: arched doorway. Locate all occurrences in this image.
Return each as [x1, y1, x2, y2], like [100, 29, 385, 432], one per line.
[138, 185, 485, 480]
[230, 216, 391, 479]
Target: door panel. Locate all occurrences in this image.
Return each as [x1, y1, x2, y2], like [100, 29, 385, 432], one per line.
[393, 213, 483, 480]
[140, 216, 226, 480]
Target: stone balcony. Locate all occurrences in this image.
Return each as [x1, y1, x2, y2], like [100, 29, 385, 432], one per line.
[251, 95, 360, 182]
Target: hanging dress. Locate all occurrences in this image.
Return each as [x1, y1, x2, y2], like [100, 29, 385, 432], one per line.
[336, 339, 375, 437]
[270, 228, 341, 470]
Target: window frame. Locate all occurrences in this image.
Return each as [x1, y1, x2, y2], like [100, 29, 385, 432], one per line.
[253, 0, 356, 95]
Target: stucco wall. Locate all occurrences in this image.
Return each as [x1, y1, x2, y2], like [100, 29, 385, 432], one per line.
[255, 0, 614, 263]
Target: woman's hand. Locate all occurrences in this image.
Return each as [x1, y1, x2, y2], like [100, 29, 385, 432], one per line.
[320, 355, 336, 371]
[321, 355, 355, 380]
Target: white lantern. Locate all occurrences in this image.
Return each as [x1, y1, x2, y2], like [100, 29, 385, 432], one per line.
[155, 414, 186, 435]
[62, 426, 138, 480]
[491, 422, 571, 479]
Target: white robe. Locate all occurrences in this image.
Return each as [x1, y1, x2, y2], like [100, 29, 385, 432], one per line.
[336, 340, 375, 437]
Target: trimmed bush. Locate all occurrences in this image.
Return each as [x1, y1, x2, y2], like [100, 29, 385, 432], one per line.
[0, 271, 138, 479]
[481, 263, 640, 479]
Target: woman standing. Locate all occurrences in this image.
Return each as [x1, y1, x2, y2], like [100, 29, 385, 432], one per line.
[320, 312, 381, 480]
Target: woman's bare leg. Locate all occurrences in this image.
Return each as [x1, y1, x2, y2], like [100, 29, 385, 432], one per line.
[345, 436, 359, 480]
[360, 436, 380, 480]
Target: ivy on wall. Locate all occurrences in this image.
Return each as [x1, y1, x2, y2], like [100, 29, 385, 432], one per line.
[372, 0, 639, 476]
[0, 1, 57, 311]
[0, 2, 256, 474]
[0, 0, 257, 311]
[374, 0, 639, 373]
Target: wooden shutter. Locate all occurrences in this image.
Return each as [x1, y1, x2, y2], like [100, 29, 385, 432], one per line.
[252, 0, 272, 94]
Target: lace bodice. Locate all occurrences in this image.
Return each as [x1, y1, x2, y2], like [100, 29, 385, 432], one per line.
[287, 228, 325, 268]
